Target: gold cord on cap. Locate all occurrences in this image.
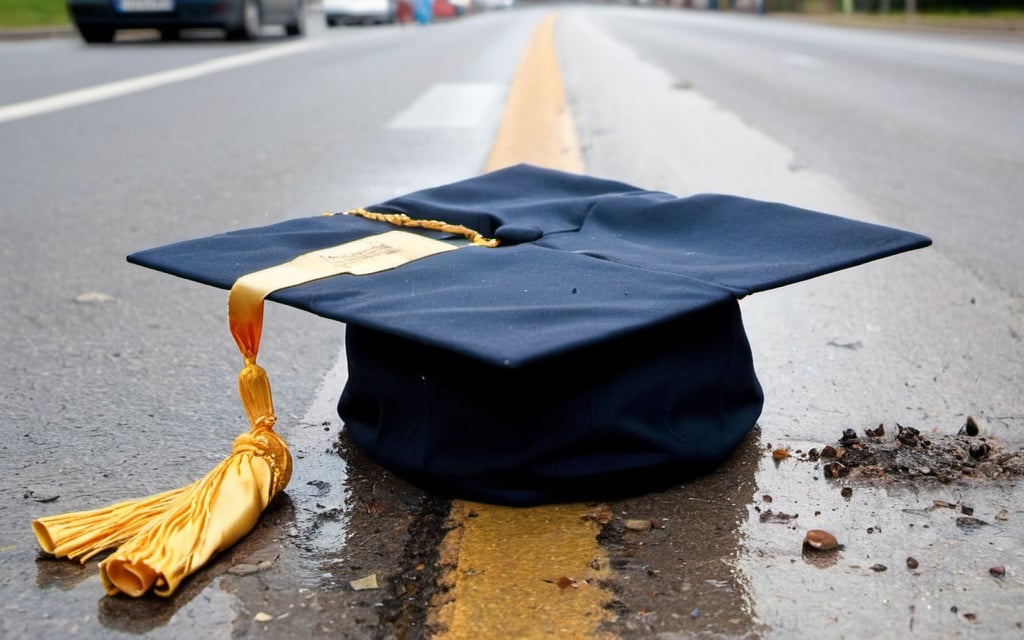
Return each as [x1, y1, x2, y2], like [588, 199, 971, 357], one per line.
[343, 208, 500, 248]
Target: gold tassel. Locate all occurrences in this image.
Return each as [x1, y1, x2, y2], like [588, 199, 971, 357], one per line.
[32, 230, 446, 596]
[99, 422, 290, 597]
[32, 484, 195, 563]
[31, 362, 291, 597]
[32, 271, 292, 597]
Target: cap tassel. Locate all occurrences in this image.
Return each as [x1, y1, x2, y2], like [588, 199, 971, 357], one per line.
[31, 484, 195, 564]
[32, 277, 291, 597]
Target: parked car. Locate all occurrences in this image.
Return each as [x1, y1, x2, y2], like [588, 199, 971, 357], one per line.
[323, 0, 395, 26]
[66, 0, 306, 43]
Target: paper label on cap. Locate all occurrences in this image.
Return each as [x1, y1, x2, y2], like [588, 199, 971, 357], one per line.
[237, 230, 458, 296]
[228, 231, 457, 360]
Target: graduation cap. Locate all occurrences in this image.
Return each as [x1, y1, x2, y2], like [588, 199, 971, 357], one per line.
[32, 164, 930, 596]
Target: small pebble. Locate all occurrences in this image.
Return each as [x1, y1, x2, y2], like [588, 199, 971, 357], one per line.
[956, 516, 988, 529]
[870, 563, 888, 572]
[803, 529, 839, 551]
[823, 461, 848, 478]
[253, 612, 273, 622]
[74, 291, 116, 304]
[990, 566, 1006, 578]
[624, 519, 652, 532]
[960, 416, 980, 437]
[906, 557, 919, 570]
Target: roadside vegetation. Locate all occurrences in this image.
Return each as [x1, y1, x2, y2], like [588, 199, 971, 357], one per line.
[0, 0, 69, 28]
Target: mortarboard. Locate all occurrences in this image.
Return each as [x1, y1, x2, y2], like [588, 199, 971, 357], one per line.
[32, 164, 930, 595]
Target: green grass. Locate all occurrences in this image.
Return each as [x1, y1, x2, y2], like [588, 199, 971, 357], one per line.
[0, 0, 70, 28]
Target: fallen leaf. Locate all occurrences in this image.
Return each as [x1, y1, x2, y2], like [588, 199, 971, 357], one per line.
[350, 574, 379, 591]
[556, 576, 576, 589]
[228, 563, 261, 576]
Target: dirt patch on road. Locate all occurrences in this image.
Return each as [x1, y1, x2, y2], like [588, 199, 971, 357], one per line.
[777, 417, 1024, 484]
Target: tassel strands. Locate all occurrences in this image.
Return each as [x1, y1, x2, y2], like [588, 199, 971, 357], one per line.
[32, 227, 447, 596]
[98, 424, 290, 597]
[31, 270, 293, 597]
[31, 484, 195, 564]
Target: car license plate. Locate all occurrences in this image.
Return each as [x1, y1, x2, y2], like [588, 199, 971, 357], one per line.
[118, 0, 174, 11]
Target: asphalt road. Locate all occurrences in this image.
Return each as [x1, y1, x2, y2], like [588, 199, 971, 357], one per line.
[1, 6, 1022, 638]
[584, 9, 1024, 299]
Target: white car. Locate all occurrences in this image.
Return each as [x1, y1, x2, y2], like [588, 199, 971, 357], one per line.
[323, 0, 395, 25]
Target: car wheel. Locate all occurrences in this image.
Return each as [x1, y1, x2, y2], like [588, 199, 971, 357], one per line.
[77, 24, 115, 43]
[284, 0, 305, 36]
[160, 27, 180, 40]
[326, 16, 336, 27]
[227, 0, 261, 40]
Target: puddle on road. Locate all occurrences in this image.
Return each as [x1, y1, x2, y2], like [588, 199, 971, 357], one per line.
[280, 341, 352, 579]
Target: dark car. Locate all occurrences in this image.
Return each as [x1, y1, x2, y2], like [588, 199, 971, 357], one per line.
[66, 0, 306, 43]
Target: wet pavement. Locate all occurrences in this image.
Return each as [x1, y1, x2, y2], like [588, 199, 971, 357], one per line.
[4, 7, 1024, 639]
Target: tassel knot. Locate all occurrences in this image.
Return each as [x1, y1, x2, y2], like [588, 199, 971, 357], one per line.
[238, 362, 275, 430]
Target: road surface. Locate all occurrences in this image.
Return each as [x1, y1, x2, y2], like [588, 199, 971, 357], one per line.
[1, 6, 1022, 638]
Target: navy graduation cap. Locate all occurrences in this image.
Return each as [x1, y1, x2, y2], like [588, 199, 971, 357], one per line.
[129, 164, 931, 506]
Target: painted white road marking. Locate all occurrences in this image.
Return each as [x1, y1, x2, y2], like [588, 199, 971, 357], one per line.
[387, 83, 504, 130]
[0, 39, 323, 125]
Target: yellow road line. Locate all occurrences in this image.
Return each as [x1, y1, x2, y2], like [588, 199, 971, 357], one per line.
[433, 502, 613, 639]
[485, 13, 585, 174]
[430, 13, 613, 639]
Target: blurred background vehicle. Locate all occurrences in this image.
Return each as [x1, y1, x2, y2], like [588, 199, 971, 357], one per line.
[432, 0, 456, 18]
[323, 0, 396, 25]
[447, 0, 470, 15]
[65, 0, 306, 43]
